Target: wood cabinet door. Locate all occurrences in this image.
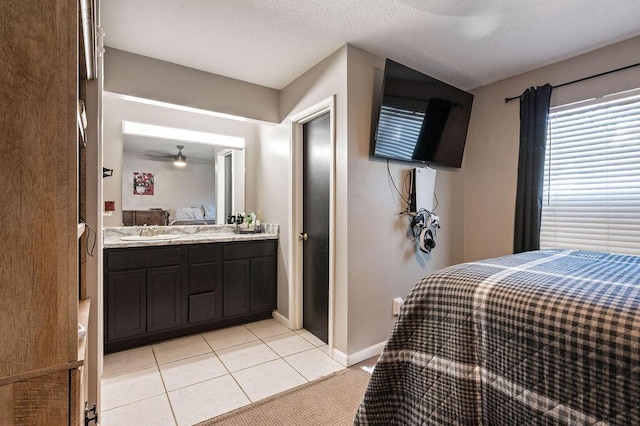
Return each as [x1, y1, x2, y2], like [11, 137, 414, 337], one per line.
[147, 266, 181, 332]
[222, 260, 251, 317]
[250, 257, 277, 313]
[0, 370, 70, 425]
[106, 270, 146, 341]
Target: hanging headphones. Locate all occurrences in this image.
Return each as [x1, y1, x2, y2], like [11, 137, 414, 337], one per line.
[410, 209, 440, 254]
[410, 211, 427, 235]
[419, 224, 437, 253]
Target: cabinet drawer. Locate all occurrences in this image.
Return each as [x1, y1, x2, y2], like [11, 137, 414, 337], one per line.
[189, 292, 216, 323]
[107, 247, 182, 270]
[189, 263, 217, 294]
[223, 241, 276, 260]
[189, 244, 219, 264]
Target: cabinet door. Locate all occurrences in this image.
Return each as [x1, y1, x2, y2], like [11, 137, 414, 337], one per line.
[0, 370, 70, 425]
[222, 260, 251, 317]
[250, 257, 277, 313]
[106, 270, 146, 340]
[189, 292, 217, 323]
[147, 266, 181, 332]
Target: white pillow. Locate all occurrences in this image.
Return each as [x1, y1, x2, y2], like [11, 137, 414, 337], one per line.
[174, 206, 204, 220]
[202, 203, 216, 219]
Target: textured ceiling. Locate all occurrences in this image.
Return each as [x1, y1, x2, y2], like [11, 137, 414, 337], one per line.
[101, 0, 640, 91]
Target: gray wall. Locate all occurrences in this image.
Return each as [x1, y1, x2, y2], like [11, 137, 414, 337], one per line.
[463, 36, 640, 262]
[344, 46, 464, 354]
[263, 46, 350, 348]
[258, 45, 466, 355]
[104, 48, 280, 123]
[102, 93, 259, 227]
[256, 123, 292, 318]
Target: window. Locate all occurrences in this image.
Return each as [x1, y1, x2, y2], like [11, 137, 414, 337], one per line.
[540, 89, 640, 255]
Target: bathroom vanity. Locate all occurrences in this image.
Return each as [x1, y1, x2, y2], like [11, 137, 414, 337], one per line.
[103, 226, 278, 353]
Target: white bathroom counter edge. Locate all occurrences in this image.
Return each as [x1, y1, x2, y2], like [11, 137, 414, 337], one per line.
[104, 232, 278, 249]
[103, 224, 279, 249]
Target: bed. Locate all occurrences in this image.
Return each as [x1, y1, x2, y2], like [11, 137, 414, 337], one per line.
[355, 249, 639, 425]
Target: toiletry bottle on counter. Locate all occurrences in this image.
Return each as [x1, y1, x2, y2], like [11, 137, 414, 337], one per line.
[256, 210, 262, 232]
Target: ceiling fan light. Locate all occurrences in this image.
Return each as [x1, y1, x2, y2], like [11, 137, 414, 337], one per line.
[174, 145, 187, 167]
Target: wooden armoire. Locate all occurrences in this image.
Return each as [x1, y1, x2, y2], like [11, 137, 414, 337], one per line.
[0, 0, 94, 424]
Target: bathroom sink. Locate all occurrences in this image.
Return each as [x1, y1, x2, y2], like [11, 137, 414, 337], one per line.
[119, 234, 182, 241]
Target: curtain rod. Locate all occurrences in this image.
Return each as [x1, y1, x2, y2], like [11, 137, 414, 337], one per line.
[504, 60, 640, 103]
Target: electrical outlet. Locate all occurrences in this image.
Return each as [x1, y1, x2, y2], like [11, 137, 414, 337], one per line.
[393, 297, 404, 316]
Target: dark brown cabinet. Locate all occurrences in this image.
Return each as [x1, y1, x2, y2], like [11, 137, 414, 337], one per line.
[105, 265, 181, 341]
[105, 246, 182, 351]
[251, 257, 277, 312]
[106, 270, 146, 341]
[147, 266, 181, 332]
[223, 241, 277, 318]
[187, 244, 221, 324]
[122, 209, 168, 226]
[104, 239, 277, 353]
[223, 260, 252, 317]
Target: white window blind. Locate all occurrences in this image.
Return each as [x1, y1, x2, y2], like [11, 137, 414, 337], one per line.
[540, 89, 640, 255]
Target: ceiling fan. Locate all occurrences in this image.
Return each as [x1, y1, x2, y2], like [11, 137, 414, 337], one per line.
[141, 144, 188, 166]
[173, 145, 186, 167]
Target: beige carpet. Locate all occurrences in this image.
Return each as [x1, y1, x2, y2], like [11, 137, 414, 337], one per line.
[196, 366, 372, 426]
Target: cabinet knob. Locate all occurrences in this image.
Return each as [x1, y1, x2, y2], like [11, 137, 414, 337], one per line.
[298, 232, 308, 242]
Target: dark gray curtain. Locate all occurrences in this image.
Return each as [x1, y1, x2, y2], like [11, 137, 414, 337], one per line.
[514, 84, 552, 253]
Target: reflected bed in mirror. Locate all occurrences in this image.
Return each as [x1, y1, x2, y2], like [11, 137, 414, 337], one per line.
[121, 122, 246, 226]
[121, 207, 219, 226]
[101, 93, 260, 228]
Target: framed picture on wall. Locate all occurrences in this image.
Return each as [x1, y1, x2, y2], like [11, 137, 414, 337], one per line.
[133, 172, 154, 195]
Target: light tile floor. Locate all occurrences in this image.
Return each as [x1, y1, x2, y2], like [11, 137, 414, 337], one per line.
[101, 319, 344, 426]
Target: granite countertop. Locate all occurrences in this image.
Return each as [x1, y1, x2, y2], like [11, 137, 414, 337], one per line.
[104, 224, 279, 249]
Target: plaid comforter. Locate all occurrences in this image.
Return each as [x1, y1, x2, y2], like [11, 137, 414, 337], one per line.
[355, 250, 640, 425]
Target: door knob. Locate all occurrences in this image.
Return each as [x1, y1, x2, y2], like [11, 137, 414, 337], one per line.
[298, 232, 308, 241]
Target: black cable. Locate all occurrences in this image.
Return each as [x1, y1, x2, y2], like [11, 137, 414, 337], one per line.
[398, 171, 414, 216]
[387, 159, 411, 215]
[432, 192, 439, 212]
[387, 158, 404, 199]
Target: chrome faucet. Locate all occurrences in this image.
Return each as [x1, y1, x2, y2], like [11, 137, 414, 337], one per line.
[139, 226, 158, 237]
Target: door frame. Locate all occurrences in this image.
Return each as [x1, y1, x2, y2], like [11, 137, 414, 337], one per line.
[216, 148, 245, 224]
[289, 96, 336, 354]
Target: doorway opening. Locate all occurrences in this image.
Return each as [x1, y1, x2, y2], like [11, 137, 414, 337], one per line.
[216, 148, 245, 224]
[289, 96, 336, 354]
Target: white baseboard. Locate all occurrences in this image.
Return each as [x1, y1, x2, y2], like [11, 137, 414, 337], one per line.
[333, 341, 386, 367]
[332, 349, 348, 366]
[271, 310, 292, 329]
[271, 311, 385, 367]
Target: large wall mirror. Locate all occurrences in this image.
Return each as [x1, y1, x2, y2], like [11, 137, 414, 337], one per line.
[102, 93, 257, 227]
[121, 125, 245, 225]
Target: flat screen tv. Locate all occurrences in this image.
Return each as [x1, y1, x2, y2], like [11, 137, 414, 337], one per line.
[371, 59, 474, 168]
